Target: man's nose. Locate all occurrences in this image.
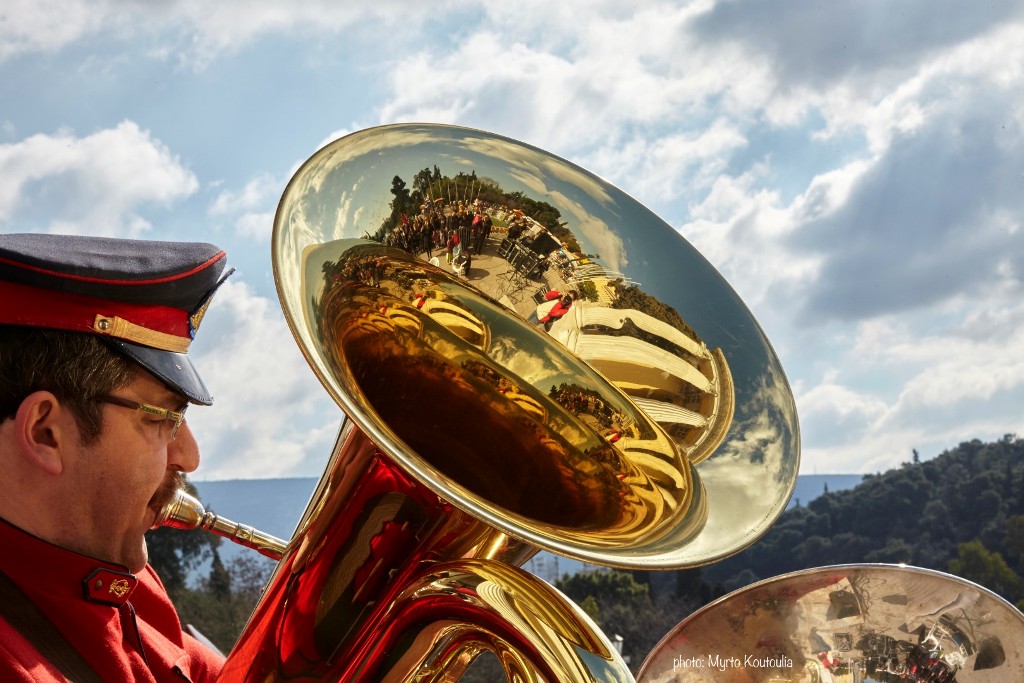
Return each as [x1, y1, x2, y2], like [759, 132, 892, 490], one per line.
[167, 421, 200, 473]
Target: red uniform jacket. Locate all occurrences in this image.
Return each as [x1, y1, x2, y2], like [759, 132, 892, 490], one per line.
[0, 517, 223, 682]
[540, 290, 573, 324]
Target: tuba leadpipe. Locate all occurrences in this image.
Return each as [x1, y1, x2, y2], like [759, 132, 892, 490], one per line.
[153, 489, 287, 560]
[161, 123, 800, 681]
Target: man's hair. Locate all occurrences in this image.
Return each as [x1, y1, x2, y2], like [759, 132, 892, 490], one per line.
[0, 325, 136, 444]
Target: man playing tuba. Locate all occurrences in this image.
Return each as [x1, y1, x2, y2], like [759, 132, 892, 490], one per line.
[0, 233, 228, 682]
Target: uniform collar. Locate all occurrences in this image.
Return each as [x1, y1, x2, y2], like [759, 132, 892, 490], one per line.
[0, 516, 139, 607]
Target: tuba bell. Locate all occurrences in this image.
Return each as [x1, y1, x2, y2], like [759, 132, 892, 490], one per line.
[161, 123, 801, 681]
[637, 563, 1024, 682]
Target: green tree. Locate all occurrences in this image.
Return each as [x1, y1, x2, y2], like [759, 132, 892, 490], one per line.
[608, 282, 697, 340]
[207, 550, 232, 600]
[948, 539, 1024, 603]
[146, 478, 218, 593]
[577, 280, 599, 302]
[411, 167, 434, 206]
[383, 174, 413, 232]
[1005, 514, 1024, 566]
[557, 568, 649, 605]
[579, 595, 601, 621]
[174, 552, 277, 653]
[557, 570, 698, 672]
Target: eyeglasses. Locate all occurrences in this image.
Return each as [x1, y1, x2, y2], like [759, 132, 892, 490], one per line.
[94, 395, 187, 439]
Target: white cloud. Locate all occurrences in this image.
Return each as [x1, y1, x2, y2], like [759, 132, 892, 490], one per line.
[209, 173, 282, 240]
[233, 212, 275, 240]
[651, 16, 1024, 331]
[0, 0, 475, 66]
[799, 382, 888, 439]
[185, 279, 343, 479]
[688, 0, 1024, 94]
[585, 120, 749, 207]
[375, 4, 775, 167]
[0, 0, 107, 60]
[798, 298, 1024, 473]
[209, 173, 277, 214]
[811, 20, 1024, 152]
[0, 121, 197, 236]
[677, 168, 822, 318]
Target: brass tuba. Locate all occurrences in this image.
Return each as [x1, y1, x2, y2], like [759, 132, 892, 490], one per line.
[637, 563, 1024, 682]
[162, 124, 801, 681]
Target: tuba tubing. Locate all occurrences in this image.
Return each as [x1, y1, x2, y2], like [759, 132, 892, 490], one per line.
[159, 474, 632, 681]
[337, 559, 630, 682]
[189, 420, 633, 681]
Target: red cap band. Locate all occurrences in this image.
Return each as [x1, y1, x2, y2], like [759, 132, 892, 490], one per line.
[0, 280, 190, 351]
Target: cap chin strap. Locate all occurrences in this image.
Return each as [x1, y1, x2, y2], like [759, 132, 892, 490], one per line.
[93, 314, 191, 353]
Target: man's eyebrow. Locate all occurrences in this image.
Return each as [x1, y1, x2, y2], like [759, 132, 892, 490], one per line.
[170, 394, 191, 412]
[152, 389, 189, 413]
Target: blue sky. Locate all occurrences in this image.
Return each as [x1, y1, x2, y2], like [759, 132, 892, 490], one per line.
[3, 1, 1023, 478]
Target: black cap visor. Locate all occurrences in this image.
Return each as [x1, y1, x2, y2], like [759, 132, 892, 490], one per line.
[108, 339, 213, 406]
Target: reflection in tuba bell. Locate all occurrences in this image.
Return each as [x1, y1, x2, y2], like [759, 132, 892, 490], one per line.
[638, 564, 1024, 682]
[160, 123, 801, 681]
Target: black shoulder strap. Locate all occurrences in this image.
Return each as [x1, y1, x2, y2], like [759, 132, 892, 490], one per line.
[0, 569, 104, 683]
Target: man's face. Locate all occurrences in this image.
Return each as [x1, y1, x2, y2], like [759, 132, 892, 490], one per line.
[67, 371, 199, 572]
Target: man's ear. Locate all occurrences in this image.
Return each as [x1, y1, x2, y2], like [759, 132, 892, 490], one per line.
[13, 391, 72, 476]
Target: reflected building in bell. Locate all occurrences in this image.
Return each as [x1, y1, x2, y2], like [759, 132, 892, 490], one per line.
[417, 296, 491, 351]
[548, 288, 734, 465]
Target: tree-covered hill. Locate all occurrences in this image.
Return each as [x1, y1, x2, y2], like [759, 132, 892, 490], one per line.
[704, 435, 1024, 606]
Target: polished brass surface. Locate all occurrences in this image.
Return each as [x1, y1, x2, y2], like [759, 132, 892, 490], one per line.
[638, 564, 1024, 682]
[307, 240, 700, 558]
[216, 422, 632, 681]
[345, 559, 634, 682]
[274, 123, 799, 566]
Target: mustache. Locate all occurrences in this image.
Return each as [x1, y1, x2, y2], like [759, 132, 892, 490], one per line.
[149, 472, 187, 517]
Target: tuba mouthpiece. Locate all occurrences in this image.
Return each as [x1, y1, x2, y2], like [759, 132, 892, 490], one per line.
[154, 489, 288, 561]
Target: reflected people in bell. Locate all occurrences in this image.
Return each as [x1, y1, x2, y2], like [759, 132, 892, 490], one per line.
[359, 170, 735, 467]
